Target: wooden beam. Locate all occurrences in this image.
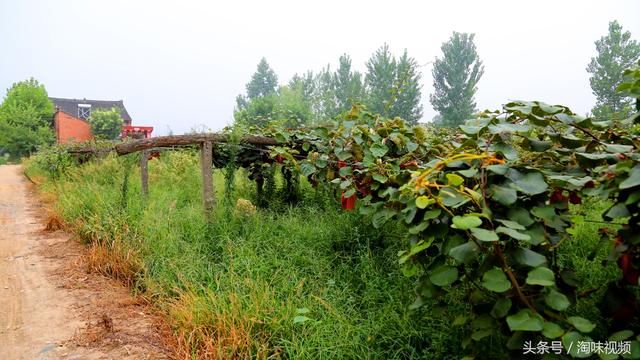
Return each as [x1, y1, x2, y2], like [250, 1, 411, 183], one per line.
[140, 150, 149, 197]
[200, 140, 215, 221]
[114, 134, 279, 156]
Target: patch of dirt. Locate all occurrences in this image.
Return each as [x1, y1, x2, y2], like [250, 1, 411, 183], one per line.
[0, 165, 175, 359]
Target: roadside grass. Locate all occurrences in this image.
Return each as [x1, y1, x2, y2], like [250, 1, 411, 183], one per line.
[24, 151, 626, 359]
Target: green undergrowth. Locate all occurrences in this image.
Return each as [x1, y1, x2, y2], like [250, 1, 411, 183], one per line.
[24, 151, 622, 359]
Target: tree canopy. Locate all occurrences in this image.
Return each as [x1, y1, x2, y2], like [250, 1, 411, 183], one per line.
[364, 44, 423, 125]
[430, 32, 484, 127]
[587, 20, 640, 121]
[88, 107, 124, 140]
[246, 58, 278, 100]
[0, 78, 55, 158]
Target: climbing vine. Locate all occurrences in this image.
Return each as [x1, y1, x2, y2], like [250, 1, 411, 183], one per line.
[220, 62, 640, 357]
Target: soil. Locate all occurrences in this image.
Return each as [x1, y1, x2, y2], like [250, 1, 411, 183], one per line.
[0, 165, 174, 359]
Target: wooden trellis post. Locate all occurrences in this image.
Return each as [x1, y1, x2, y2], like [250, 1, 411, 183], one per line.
[200, 140, 215, 221]
[140, 150, 149, 197]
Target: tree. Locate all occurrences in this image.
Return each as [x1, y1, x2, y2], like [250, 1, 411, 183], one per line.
[0, 78, 55, 158]
[0, 78, 54, 121]
[246, 58, 278, 100]
[430, 32, 484, 127]
[390, 50, 423, 124]
[88, 108, 123, 140]
[587, 20, 640, 121]
[288, 71, 315, 104]
[365, 44, 397, 117]
[234, 85, 312, 128]
[364, 45, 423, 125]
[313, 65, 338, 120]
[333, 54, 365, 117]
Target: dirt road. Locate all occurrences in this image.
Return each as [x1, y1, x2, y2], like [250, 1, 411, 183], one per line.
[0, 165, 172, 359]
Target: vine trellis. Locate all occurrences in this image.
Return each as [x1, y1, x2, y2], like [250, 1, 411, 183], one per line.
[62, 64, 640, 357]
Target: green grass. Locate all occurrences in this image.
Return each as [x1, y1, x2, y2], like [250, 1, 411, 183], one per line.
[24, 151, 628, 359]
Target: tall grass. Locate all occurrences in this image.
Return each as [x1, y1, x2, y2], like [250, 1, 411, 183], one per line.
[24, 151, 623, 359]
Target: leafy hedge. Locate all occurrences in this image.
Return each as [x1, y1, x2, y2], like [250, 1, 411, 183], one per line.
[227, 63, 640, 358]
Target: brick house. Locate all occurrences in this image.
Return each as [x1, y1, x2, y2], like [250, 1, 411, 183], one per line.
[50, 97, 152, 144]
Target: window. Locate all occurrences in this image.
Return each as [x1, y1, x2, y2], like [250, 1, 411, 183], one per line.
[78, 104, 91, 120]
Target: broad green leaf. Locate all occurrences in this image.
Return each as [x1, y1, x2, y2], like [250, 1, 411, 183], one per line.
[490, 184, 517, 205]
[531, 205, 556, 221]
[609, 330, 634, 341]
[460, 124, 483, 135]
[440, 189, 471, 208]
[300, 163, 316, 177]
[339, 166, 352, 177]
[506, 309, 544, 331]
[496, 219, 526, 230]
[545, 289, 570, 311]
[508, 208, 535, 227]
[620, 165, 640, 189]
[488, 123, 530, 134]
[506, 169, 548, 195]
[526, 267, 555, 286]
[604, 202, 630, 220]
[452, 215, 483, 230]
[372, 173, 388, 183]
[487, 164, 509, 175]
[449, 241, 480, 264]
[542, 322, 565, 339]
[622, 341, 640, 359]
[423, 209, 442, 220]
[496, 226, 531, 241]
[429, 265, 458, 287]
[370, 143, 388, 157]
[336, 151, 352, 161]
[513, 247, 547, 267]
[562, 331, 592, 358]
[446, 173, 465, 186]
[567, 316, 596, 333]
[416, 196, 434, 209]
[482, 268, 511, 293]
[372, 209, 395, 229]
[490, 298, 512, 318]
[470, 228, 499, 242]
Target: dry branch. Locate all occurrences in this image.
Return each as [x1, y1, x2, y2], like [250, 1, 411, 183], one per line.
[114, 134, 279, 155]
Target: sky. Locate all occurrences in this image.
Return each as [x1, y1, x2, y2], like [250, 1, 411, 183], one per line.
[1, 0, 639, 135]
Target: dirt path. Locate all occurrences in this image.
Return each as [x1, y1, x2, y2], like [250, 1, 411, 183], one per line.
[0, 165, 173, 359]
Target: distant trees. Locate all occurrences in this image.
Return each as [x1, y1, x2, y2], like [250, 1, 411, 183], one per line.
[587, 20, 640, 121]
[88, 108, 124, 140]
[0, 78, 55, 158]
[234, 59, 312, 128]
[430, 32, 484, 127]
[234, 47, 425, 128]
[246, 57, 278, 100]
[364, 45, 423, 125]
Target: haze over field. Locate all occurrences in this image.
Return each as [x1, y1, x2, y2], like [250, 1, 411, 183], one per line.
[1, 0, 639, 134]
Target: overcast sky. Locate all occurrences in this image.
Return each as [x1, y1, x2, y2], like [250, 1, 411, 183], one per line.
[1, 0, 639, 135]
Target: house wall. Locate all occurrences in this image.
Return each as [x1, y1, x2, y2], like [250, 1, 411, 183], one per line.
[54, 111, 93, 144]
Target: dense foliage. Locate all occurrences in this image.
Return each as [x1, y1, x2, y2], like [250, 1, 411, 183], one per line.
[222, 62, 640, 358]
[88, 107, 124, 140]
[235, 46, 423, 127]
[0, 78, 55, 158]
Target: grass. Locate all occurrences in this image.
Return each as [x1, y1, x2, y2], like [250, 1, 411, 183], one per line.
[24, 151, 628, 359]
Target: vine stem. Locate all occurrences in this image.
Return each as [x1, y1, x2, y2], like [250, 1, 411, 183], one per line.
[494, 243, 538, 314]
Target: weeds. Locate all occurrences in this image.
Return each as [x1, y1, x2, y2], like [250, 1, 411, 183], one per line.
[24, 151, 624, 359]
